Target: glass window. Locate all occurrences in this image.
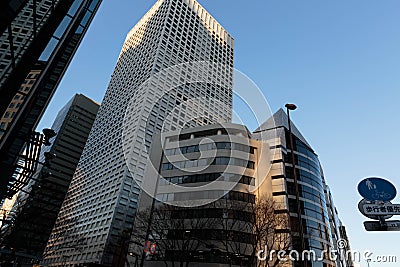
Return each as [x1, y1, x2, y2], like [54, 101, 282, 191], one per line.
[39, 37, 59, 61]
[247, 161, 255, 169]
[162, 163, 173, 170]
[88, 0, 100, 11]
[180, 146, 187, 154]
[68, 0, 83, 16]
[216, 142, 231, 150]
[80, 11, 92, 27]
[54, 16, 72, 39]
[75, 25, 85, 34]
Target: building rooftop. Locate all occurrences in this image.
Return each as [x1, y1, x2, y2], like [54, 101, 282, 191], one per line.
[254, 108, 311, 148]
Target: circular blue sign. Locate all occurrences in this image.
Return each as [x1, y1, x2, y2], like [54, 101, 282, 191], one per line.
[358, 177, 397, 202]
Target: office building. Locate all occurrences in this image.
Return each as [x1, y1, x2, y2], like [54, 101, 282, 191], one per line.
[135, 123, 261, 266]
[0, 94, 99, 266]
[135, 110, 351, 267]
[45, 0, 234, 266]
[253, 109, 339, 267]
[0, 0, 102, 201]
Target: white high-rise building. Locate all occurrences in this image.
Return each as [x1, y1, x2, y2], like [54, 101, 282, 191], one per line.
[44, 0, 234, 266]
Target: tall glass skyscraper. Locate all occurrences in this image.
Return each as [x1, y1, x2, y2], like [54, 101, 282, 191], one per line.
[45, 0, 234, 266]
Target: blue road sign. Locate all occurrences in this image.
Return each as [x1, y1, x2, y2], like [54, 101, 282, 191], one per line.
[358, 177, 397, 202]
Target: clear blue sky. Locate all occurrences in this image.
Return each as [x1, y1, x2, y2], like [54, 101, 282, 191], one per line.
[37, 1, 400, 266]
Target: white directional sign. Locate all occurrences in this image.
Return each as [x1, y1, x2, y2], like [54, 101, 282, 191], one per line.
[358, 200, 393, 220]
[362, 203, 400, 216]
[364, 220, 400, 231]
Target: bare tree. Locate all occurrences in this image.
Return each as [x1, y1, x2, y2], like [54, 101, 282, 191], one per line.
[211, 198, 256, 267]
[130, 196, 291, 267]
[131, 203, 221, 267]
[250, 197, 292, 267]
[208, 196, 291, 267]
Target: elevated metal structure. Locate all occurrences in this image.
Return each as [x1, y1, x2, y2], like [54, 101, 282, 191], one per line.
[0, 0, 102, 201]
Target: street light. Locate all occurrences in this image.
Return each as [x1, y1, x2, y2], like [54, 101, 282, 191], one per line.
[42, 128, 57, 146]
[285, 103, 297, 111]
[285, 103, 306, 267]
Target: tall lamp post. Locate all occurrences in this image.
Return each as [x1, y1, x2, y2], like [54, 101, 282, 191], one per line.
[285, 104, 306, 267]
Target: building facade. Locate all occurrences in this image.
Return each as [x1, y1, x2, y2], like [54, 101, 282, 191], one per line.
[0, 94, 99, 266]
[135, 123, 261, 266]
[0, 64, 44, 140]
[253, 109, 338, 267]
[45, 0, 234, 266]
[0, 0, 102, 201]
[325, 186, 354, 267]
[134, 112, 351, 267]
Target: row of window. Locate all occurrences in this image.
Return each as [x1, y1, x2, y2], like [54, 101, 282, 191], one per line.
[167, 229, 255, 244]
[287, 182, 326, 206]
[290, 214, 330, 241]
[8, 102, 22, 109]
[285, 167, 325, 193]
[290, 218, 332, 251]
[165, 142, 255, 156]
[170, 208, 254, 222]
[159, 190, 256, 204]
[295, 139, 319, 164]
[289, 199, 329, 223]
[164, 250, 252, 265]
[162, 157, 255, 171]
[285, 152, 321, 176]
[160, 172, 255, 186]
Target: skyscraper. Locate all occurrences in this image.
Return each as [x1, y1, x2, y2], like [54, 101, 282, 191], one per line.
[0, 94, 99, 265]
[0, 0, 102, 201]
[45, 0, 234, 266]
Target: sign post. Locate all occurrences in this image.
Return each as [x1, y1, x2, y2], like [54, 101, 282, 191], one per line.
[362, 203, 400, 216]
[358, 177, 396, 202]
[358, 199, 393, 220]
[364, 220, 400, 231]
[357, 177, 399, 232]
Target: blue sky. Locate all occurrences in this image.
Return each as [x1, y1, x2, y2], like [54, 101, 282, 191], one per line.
[37, 1, 400, 265]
